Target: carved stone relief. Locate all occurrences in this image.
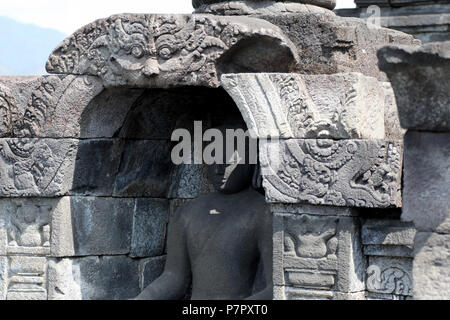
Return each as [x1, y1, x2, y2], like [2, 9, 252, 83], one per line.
[46, 14, 299, 88]
[221, 73, 385, 139]
[261, 139, 403, 208]
[0, 76, 104, 139]
[273, 210, 365, 300]
[0, 199, 56, 300]
[0, 138, 78, 197]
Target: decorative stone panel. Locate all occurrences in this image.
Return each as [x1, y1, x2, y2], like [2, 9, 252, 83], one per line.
[273, 204, 365, 300]
[260, 139, 403, 208]
[46, 14, 299, 88]
[362, 219, 415, 300]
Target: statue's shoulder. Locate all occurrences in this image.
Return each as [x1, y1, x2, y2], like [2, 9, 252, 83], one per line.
[173, 192, 219, 214]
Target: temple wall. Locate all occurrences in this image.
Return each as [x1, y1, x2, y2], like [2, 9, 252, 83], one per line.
[1, 4, 447, 300]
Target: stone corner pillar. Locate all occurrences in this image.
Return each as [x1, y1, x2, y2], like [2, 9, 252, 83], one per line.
[379, 41, 450, 299]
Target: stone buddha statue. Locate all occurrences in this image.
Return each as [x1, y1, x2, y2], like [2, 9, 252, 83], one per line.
[135, 125, 273, 300]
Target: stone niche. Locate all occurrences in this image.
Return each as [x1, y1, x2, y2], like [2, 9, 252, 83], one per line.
[0, 12, 302, 300]
[0, 6, 420, 300]
[0, 76, 249, 300]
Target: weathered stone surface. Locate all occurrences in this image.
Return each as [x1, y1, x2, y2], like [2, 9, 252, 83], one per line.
[0, 138, 175, 198]
[260, 12, 419, 82]
[271, 204, 359, 217]
[140, 256, 166, 290]
[0, 198, 56, 300]
[284, 287, 334, 300]
[261, 139, 403, 208]
[51, 197, 134, 257]
[281, 287, 365, 300]
[113, 140, 173, 198]
[47, 258, 82, 300]
[0, 76, 104, 138]
[413, 232, 450, 299]
[71, 139, 123, 196]
[131, 199, 169, 258]
[338, 4, 450, 43]
[366, 256, 413, 297]
[378, 41, 450, 131]
[355, 0, 432, 6]
[222, 72, 385, 139]
[273, 211, 365, 297]
[48, 256, 140, 300]
[402, 132, 450, 233]
[46, 14, 299, 88]
[0, 138, 78, 197]
[0, 198, 54, 256]
[382, 82, 406, 140]
[362, 219, 416, 251]
[195, 1, 335, 14]
[366, 292, 412, 300]
[0, 257, 7, 300]
[78, 87, 143, 138]
[5, 256, 48, 300]
[118, 86, 239, 139]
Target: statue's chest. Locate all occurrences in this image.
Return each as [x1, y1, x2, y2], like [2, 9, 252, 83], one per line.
[184, 208, 257, 262]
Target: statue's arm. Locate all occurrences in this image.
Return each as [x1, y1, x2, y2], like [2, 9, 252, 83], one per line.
[246, 207, 273, 300]
[135, 207, 191, 300]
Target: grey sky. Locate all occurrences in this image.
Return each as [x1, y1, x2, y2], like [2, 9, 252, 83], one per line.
[0, 0, 356, 35]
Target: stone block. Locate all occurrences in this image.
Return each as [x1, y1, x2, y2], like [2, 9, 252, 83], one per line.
[193, 0, 336, 10]
[413, 232, 450, 300]
[261, 139, 403, 208]
[0, 138, 78, 197]
[51, 197, 134, 257]
[366, 256, 413, 297]
[0, 257, 7, 300]
[0, 75, 104, 138]
[261, 11, 418, 82]
[285, 287, 334, 300]
[70, 139, 123, 196]
[6, 256, 47, 300]
[48, 256, 140, 300]
[196, 1, 335, 15]
[0, 198, 55, 257]
[402, 132, 450, 233]
[337, 4, 450, 44]
[362, 219, 416, 253]
[378, 41, 450, 131]
[282, 287, 366, 300]
[140, 256, 166, 290]
[46, 14, 299, 88]
[273, 210, 365, 296]
[271, 204, 359, 217]
[47, 258, 82, 300]
[221, 73, 385, 139]
[382, 82, 406, 140]
[78, 87, 143, 138]
[131, 199, 169, 258]
[113, 140, 174, 198]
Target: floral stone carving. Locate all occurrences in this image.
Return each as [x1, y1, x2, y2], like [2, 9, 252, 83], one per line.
[260, 139, 403, 208]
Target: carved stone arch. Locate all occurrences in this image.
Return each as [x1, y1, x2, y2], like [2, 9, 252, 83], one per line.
[46, 14, 300, 88]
